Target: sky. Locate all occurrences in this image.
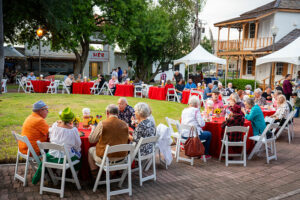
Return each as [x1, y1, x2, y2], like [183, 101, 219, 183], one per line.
[199, 0, 274, 40]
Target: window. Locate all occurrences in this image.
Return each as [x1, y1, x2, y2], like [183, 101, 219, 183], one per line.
[249, 23, 256, 38]
[247, 60, 253, 75]
[276, 63, 284, 75]
[174, 65, 180, 71]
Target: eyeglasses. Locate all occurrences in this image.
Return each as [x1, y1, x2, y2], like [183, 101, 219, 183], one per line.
[42, 108, 48, 112]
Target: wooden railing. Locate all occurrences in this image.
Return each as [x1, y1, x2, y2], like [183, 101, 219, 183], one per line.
[218, 37, 272, 51]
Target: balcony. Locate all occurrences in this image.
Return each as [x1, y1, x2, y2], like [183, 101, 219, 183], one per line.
[218, 37, 273, 52]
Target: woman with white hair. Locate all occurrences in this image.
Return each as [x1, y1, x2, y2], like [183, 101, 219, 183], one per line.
[245, 85, 253, 95]
[230, 92, 245, 108]
[270, 95, 290, 126]
[181, 96, 212, 158]
[254, 88, 266, 106]
[130, 102, 156, 156]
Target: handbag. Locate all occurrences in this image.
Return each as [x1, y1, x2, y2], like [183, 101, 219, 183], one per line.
[184, 126, 205, 157]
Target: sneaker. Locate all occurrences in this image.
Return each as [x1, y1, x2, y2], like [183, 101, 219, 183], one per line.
[201, 155, 212, 160]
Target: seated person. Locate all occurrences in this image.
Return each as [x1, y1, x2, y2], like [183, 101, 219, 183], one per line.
[108, 76, 118, 95]
[32, 107, 81, 184]
[181, 96, 212, 159]
[262, 87, 273, 102]
[223, 83, 234, 96]
[237, 90, 245, 103]
[122, 70, 128, 82]
[118, 97, 135, 129]
[184, 79, 196, 90]
[19, 100, 49, 156]
[165, 80, 174, 93]
[129, 103, 156, 156]
[270, 95, 290, 126]
[64, 74, 74, 93]
[88, 104, 129, 175]
[27, 72, 36, 80]
[217, 82, 225, 94]
[205, 89, 224, 112]
[212, 80, 218, 90]
[203, 83, 213, 100]
[175, 79, 185, 99]
[230, 92, 245, 108]
[96, 74, 105, 89]
[254, 88, 267, 106]
[245, 85, 253, 95]
[76, 74, 82, 82]
[273, 90, 283, 108]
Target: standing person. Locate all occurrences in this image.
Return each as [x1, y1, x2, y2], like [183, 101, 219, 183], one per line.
[19, 101, 49, 155]
[173, 71, 183, 84]
[160, 70, 167, 85]
[296, 71, 300, 84]
[64, 74, 74, 93]
[128, 66, 135, 80]
[175, 79, 185, 100]
[283, 74, 293, 101]
[117, 67, 123, 82]
[111, 69, 118, 79]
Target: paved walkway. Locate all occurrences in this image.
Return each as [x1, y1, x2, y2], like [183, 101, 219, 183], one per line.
[1, 119, 300, 200]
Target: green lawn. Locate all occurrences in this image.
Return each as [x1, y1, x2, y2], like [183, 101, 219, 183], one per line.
[0, 93, 186, 163]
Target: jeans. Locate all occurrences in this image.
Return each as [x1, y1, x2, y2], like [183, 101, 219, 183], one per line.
[183, 130, 212, 155]
[295, 107, 300, 118]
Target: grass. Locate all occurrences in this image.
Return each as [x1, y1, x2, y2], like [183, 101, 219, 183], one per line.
[0, 93, 186, 163]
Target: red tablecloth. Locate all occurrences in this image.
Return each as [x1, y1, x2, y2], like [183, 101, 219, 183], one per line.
[72, 82, 94, 94]
[261, 108, 276, 117]
[181, 89, 204, 104]
[30, 80, 51, 93]
[114, 84, 134, 97]
[203, 117, 254, 158]
[148, 86, 166, 100]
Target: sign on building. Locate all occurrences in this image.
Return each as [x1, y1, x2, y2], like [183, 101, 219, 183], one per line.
[88, 51, 109, 61]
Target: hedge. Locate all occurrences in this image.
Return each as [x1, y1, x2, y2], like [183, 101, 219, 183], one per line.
[219, 79, 260, 91]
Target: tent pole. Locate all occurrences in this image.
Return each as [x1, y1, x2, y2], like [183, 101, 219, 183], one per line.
[225, 57, 229, 88]
[187, 63, 189, 80]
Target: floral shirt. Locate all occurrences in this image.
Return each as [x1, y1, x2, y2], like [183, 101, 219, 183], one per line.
[133, 119, 156, 156]
[118, 105, 135, 128]
[255, 97, 266, 106]
[274, 103, 290, 120]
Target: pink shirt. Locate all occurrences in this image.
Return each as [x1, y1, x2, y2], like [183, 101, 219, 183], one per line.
[108, 79, 118, 89]
[205, 100, 224, 113]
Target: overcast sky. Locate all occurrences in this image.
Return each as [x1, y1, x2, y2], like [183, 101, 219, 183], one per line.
[199, 0, 274, 40]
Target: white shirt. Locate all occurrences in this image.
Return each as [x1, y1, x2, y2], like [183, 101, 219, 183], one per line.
[112, 71, 118, 78]
[181, 107, 205, 137]
[64, 77, 73, 87]
[48, 122, 82, 159]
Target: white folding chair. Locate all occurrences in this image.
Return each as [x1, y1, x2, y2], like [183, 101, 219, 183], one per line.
[90, 81, 99, 94]
[93, 144, 135, 200]
[46, 81, 58, 94]
[141, 84, 149, 98]
[25, 80, 35, 93]
[61, 81, 70, 94]
[219, 126, 250, 167]
[98, 82, 113, 95]
[276, 110, 296, 143]
[176, 124, 206, 166]
[134, 85, 142, 98]
[248, 123, 279, 164]
[17, 78, 26, 93]
[12, 131, 41, 186]
[37, 142, 81, 198]
[1, 79, 7, 93]
[166, 88, 180, 103]
[165, 117, 180, 158]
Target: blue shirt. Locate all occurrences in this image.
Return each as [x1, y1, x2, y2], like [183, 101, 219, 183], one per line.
[203, 87, 212, 100]
[118, 69, 123, 78]
[184, 83, 196, 90]
[27, 75, 36, 80]
[245, 105, 266, 136]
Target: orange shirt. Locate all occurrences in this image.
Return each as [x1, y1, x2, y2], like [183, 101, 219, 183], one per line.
[19, 112, 49, 155]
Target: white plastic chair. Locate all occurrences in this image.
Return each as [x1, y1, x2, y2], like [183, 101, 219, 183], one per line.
[165, 117, 180, 158]
[1, 79, 7, 93]
[134, 85, 142, 98]
[98, 82, 113, 95]
[17, 78, 26, 93]
[166, 88, 180, 103]
[11, 131, 41, 186]
[141, 84, 149, 98]
[61, 81, 70, 94]
[90, 81, 99, 94]
[276, 110, 296, 143]
[248, 123, 279, 164]
[93, 144, 135, 200]
[46, 81, 59, 94]
[219, 126, 250, 167]
[37, 141, 81, 198]
[25, 80, 35, 93]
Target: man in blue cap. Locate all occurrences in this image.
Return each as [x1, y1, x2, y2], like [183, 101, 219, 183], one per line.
[19, 100, 49, 155]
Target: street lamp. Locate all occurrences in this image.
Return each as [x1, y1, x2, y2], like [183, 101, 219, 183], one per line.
[269, 25, 279, 86]
[36, 27, 43, 76]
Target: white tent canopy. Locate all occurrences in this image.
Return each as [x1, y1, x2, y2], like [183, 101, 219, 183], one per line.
[256, 36, 300, 66]
[4, 46, 25, 58]
[174, 44, 226, 66]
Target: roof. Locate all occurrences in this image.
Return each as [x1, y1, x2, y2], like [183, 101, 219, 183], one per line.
[254, 29, 300, 52]
[214, 0, 300, 27]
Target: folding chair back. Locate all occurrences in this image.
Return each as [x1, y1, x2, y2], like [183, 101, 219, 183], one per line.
[166, 88, 180, 102]
[134, 85, 143, 98]
[90, 81, 100, 94]
[25, 80, 35, 93]
[276, 110, 296, 143]
[1, 79, 7, 93]
[165, 117, 180, 157]
[12, 131, 40, 186]
[37, 142, 81, 198]
[46, 81, 56, 94]
[93, 144, 135, 200]
[17, 78, 26, 93]
[61, 81, 70, 94]
[98, 82, 113, 95]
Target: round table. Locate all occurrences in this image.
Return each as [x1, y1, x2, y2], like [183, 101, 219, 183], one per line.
[148, 86, 166, 100]
[31, 80, 51, 93]
[114, 84, 134, 97]
[202, 117, 254, 158]
[181, 89, 204, 104]
[72, 82, 94, 94]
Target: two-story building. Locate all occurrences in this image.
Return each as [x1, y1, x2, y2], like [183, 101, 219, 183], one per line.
[214, 0, 300, 86]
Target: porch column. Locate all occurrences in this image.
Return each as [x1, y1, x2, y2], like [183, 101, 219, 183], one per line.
[240, 56, 244, 78]
[254, 21, 259, 50]
[236, 58, 239, 78]
[217, 27, 221, 53]
[291, 64, 294, 75]
[241, 24, 246, 50]
[227, 26, 231, 51]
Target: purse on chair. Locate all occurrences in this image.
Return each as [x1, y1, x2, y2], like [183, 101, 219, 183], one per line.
[184, 127, 205, 157]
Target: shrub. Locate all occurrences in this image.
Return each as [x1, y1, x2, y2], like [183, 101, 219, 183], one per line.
[219, 79, 259, 91]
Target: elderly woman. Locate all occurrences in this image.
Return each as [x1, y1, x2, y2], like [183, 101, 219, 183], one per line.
[273, 90, 282, 108]
[254, 88, 267, 106]
[130, 103, 156, 156]
[108, 76, 119, 95]
[245, 85, 253, 95]
[32, 107, 81, 184]
[237, 90, 245, 103]
[242, 98, 266, 136]
[181, 96, 212, 158]
[121, 70, 128, 82]
[230, 92, 245, 108]
[270, 95, 290, 126]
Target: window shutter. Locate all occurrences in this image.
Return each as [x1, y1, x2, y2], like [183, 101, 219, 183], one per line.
[282, 63, 288, 77]
[243, 60, 246, 75]
[252, 59, 256, 76]
[244, 24, 249, 39]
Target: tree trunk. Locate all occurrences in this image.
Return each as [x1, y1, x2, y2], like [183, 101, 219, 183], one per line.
[0, 0, 4, 94]
[73, 38, 89, 76]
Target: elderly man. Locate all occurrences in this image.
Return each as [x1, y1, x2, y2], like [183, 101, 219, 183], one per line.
[173, 71, 183, 84]
[254, 88, 267, 106]
[203, 83, 213, 100]
[64, 74, 74, 93]
[262, 87, 273, 101]
[88, 104, 129, 174]
[205, 89, 224, 111]
[223, 82, 234, 96]
[184, 79, 196, 90]
[19, 100, 49, 155]
[118, 97, 135, 129]
[27, 72, 36, 80]
[181, 96, 212, 159]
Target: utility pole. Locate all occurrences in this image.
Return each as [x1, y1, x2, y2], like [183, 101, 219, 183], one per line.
[0, 0, 4, 94]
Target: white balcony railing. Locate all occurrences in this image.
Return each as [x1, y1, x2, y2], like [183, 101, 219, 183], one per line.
[218, 37, 273, 51]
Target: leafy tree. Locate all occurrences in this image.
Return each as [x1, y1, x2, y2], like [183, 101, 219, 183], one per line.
[201, 36, 212, 53]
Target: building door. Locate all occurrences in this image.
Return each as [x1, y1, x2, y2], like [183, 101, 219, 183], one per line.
[89, 62, 103, 78]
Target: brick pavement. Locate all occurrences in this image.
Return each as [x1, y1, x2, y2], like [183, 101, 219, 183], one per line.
[1, 119, 300, 200]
